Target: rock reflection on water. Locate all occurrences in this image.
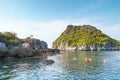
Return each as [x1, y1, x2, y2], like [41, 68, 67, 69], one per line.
[0, 51, 120, 80]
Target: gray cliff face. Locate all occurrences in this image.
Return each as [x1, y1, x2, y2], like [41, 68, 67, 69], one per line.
[0, 42, 7, 49]
[55, 40, 118, 51]
[21, 38, 48, 50]
[40, 41, 48, 49]
[0, 42, 8, 57]
[22, 43, 32, 49]
[0, 38, 48, 58]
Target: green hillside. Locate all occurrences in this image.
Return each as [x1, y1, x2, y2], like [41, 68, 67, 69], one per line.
[53, 25, 119, 49]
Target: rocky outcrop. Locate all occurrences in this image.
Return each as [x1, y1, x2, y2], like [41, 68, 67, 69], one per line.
[0, 48, 60, 58]
[40, 49, 60, 57]
[0, 37, 60, 58]
[8, 48, 60, 58]
[22, 43, 32, 49]
[53, 25, 120, 51]
[21, 38, 48, 50]
[54, 40, 120, 51]
[44, 60, 54, 65]
[0, 42, 7, 49]
[40, 41, 48, 49]
[0, 42, 8, 58]
[8, 48, 35, 58]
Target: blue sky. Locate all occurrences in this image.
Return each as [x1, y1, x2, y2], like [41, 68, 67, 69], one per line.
[0, 0, 120, 47]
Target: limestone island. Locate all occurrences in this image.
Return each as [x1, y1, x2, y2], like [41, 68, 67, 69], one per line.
[0, 32, 60, 60]
[53, 25, 120, 51]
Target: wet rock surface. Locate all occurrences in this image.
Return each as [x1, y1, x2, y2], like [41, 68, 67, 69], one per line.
[44, 60, 54, 65]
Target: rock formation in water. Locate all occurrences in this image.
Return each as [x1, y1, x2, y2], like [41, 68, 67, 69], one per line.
[0, 42, 8, 57]
[22, 43, 32, 49]
[21, 37, 48, 50]
[0, 32, 60, 58]
[53, 25, 120, 51]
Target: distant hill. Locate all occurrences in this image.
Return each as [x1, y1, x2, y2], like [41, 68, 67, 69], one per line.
[53, 25, 120, 51]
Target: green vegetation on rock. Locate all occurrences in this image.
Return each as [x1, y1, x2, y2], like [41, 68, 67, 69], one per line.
[0, 32, 20, 45]
[53, 25, 119, 48]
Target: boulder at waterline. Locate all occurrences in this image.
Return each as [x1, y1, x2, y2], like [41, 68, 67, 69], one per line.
[22, 43, 32, 49]
[0, 42, 8, 58]
[44, 60, 54, 65]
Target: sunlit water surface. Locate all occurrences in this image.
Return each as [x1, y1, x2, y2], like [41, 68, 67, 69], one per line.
[0, 51, 120, 80]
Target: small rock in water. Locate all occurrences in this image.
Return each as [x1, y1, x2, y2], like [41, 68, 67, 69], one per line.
[44, 60, 54, 65]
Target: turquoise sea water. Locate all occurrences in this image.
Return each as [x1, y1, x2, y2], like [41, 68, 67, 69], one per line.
[0, 51, 120, 80]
